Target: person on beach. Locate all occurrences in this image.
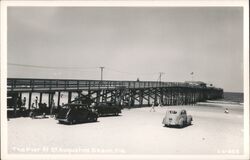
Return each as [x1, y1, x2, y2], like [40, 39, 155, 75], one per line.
[17, 97, 22, 109]
[150, 102, 155, 112]
[224, 108, 229, 114]
[31, 103, 35, 109]
[158, 102, 162, 107]
[35, 96, 38, 108]
[20, 97, 27, 115]
[50, 99, 55, 117]
[30, 103, 36, 118]
[22, 97, 26, 107]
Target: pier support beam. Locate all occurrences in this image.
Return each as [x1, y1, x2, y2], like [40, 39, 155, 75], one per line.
[57, 92, 61, 106]
[39, 93, 43, 104]
[68, 92, 72, 104]
[28, 92, 32, 110]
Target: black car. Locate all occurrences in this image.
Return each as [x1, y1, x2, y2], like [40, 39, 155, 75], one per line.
[93, 102, 121, 116]
[56, 103, 98, 124]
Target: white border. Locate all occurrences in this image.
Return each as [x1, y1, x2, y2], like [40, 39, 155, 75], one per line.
[1, 1, 249, 160]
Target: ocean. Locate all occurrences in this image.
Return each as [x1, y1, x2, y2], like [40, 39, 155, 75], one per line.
[223, 92, 244, 103]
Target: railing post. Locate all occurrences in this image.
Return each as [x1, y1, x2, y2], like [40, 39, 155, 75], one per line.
[30, 80, 32, 90]
[64, 80, 67, 90]
[56, 80, 58, 88]
[12, 79, 15, 91]
[77, 80, 79, 90]
[49, 80, 52, 90]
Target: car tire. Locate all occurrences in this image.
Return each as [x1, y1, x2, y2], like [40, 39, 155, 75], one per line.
[87, 117, 91, 122]
[179, 119, 184, 128]
[187, 117, 192, 126]
[69, 120, 75, 125]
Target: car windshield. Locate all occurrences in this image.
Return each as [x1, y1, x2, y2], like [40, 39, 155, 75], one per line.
[169, 110, 177, 114]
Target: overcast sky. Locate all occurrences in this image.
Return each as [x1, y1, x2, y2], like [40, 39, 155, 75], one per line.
[7, 7, 243, 92]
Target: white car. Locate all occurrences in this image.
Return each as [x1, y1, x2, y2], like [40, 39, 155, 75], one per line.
[162, 109, 192, 128]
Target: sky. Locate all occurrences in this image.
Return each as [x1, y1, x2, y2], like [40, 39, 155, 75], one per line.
[7, 7, 243, 92]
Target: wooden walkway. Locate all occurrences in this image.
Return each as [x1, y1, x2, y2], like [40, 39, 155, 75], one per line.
[7, 78, 224, 114]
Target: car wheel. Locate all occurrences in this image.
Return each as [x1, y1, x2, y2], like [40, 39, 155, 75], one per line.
[187, 117, 192, 126]
[87, 117, 91, 122]
[189, 120, 192, 125]
[179, 120, 184, 128]
[69, 120, 75, 125]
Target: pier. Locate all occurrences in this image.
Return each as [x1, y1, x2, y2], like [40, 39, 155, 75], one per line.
[7, 78, 223, 117]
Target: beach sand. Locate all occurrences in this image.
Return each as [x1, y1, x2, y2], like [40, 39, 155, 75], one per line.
[7, 101, 243, 155]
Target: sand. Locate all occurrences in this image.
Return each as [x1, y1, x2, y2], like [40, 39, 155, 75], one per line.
[7, 101, 244, 155]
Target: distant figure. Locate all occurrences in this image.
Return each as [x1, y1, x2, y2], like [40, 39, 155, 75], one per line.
[31, 103, 35, 109]
[150, 102, 155, 112]
[136, 78, 140, 82]
[17, 97, 22, 108]
[35, 96, 38, 108]
[224, 108, 229, 114]
[42, 112, 46, 118]
[74, 97, 78, 103]
[22, 97, 26, 107]
[50, 99, 55, 117]
[158, 103, 162, 107]
[30, 103, 36, 119]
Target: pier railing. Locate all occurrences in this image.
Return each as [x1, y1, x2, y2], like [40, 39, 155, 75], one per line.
[7, 78, 220, 92]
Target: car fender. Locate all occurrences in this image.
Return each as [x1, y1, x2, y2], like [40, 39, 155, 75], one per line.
[162, 117, 166, 124]
[187, 115, 193, 125]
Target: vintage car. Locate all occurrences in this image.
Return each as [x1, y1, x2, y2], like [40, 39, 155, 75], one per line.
[56, 103, 98, 124]
[162, 109, 192, 128]
[93, 102, 121, 116]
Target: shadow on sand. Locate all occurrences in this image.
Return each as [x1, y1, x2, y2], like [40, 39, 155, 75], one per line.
[57, 120, 100, 125]
[98, 114, 122, 118]
[163, 124, 193, 129]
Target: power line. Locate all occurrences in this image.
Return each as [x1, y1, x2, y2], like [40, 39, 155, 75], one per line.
[8, 62, 164, 79]
[105, 67, 157, 76]
[8, 62, 98, 70]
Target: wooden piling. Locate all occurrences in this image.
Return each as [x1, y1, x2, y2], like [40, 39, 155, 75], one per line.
[68, 92, 72, 104]
[28, 92, 32, 110]
[57, 91, 61, 106]
[7, 78, 224, 111]
[39, 93, 43, 104]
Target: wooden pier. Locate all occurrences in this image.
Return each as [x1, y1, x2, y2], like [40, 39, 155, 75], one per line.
[7, 78, 223, 116]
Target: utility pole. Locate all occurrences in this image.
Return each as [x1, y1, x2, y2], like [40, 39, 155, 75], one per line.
[190, 72, 194, 81]
[159, 72, 165, 82]
[100, 67, 104, 81]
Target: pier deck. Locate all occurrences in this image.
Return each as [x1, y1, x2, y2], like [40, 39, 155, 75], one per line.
[7, 78, 223, 116]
